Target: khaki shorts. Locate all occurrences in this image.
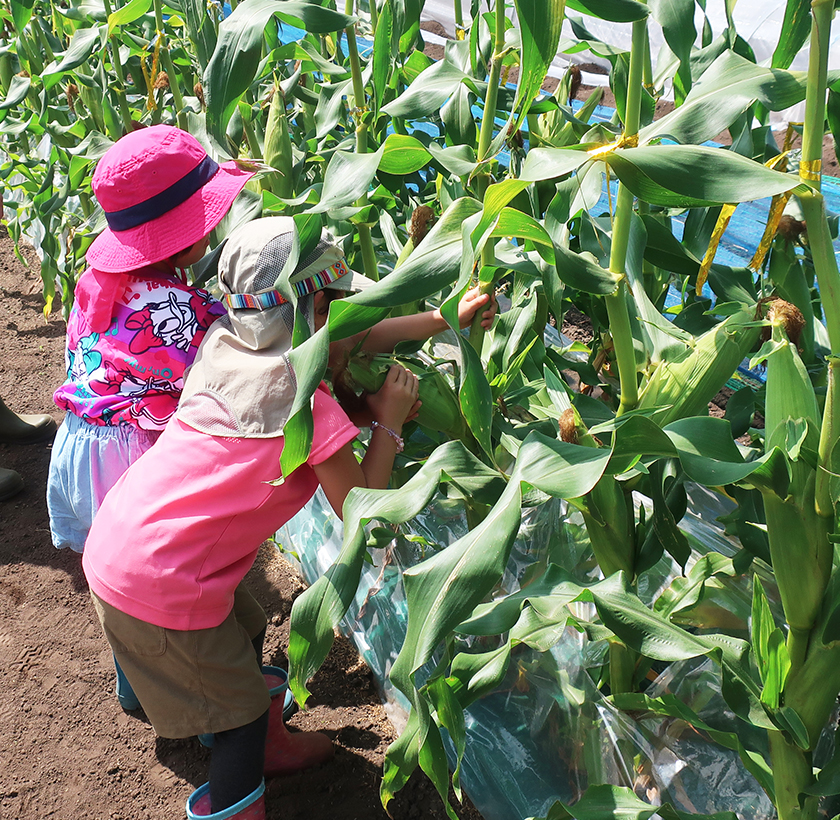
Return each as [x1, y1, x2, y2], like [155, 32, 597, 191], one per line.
[91, 585, 271, 738]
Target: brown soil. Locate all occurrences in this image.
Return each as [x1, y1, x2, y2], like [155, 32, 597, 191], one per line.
[0, 229, 482, 819]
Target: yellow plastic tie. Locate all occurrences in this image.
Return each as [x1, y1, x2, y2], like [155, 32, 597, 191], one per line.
[587, 132, 639, 159]
[800, 158, 822, 182]
[696, 203, 737, 296]
[455, 26, 466, 40]
[748, 191, 793, 271]
[588, 138, 620, 159]
[784, 122, 802, 154]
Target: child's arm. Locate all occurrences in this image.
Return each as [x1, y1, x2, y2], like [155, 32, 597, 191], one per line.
[313, 365, 419, 519]
[359, 286, 498, 353]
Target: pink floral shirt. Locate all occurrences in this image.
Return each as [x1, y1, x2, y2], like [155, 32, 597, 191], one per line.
[54, 268, 225, 431]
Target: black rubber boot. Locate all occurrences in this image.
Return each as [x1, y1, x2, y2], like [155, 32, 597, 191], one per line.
[0, 467, 24, 501]
[0, 397, 57, 445]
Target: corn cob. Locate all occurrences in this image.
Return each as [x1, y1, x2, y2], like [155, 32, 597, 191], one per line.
[342, 353, 467, 440]
[76, 76, 106, 134]
[262, 81, 293, 198]
[761, 303, 830, 641]
[559, 408, 634, 579]
[637, 308, 760, 426]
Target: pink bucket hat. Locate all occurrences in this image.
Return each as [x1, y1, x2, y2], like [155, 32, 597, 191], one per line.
[86, 125, 255, 273]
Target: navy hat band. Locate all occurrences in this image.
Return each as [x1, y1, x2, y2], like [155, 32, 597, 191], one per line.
[104, 154, 220, 233]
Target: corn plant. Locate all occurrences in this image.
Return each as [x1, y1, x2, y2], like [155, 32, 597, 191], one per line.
[8, 0, 840, 817]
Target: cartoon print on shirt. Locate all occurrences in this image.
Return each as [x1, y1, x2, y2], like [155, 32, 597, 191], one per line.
[55, 277, 224, 429]
[125, 290, 210, 355]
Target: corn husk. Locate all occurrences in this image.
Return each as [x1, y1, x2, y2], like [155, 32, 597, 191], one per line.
[262, 82, 293, 198]
[761, 310, 830, 635]
[344, 353, 467, 440]
[637, 309, 760, 426]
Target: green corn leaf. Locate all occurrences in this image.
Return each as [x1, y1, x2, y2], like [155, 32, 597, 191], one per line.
[640, 51, 809, 146]
[448, 644, 512, 701]
[520, 147, 592, 182]
[10, 0, 34, 31]
[381, 707, 422, 810]
[654, 552, 737, 619]
[43, 25, 105, 77]
[648, 0, 695, 102]
[0, 75, 31, 110]
[771, 0, 812, 69]
[288, 441, 507, 705]
[641, 213, 701, 277]
[308, 144, 386, 214]
[107, 0, 151, 35]
[204, 0, 354, 140]
[378, 134, 431, 175]
[426, 677, 466, 799]
[606, 145, 799, 208]
[389, 434, 614, 696]
[509, 0, 567, 133]
[417, 716, 456, 820]
[566, 0, 648, 22]
[382, 54, 470, 118]
[459, 562, 588, 636]
[371, 0, 394, 114]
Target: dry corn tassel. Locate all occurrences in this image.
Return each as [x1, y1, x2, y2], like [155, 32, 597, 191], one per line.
[760, 300, 830, 645]
[637, 308, 760, 427]
[341, 353, 468, 441]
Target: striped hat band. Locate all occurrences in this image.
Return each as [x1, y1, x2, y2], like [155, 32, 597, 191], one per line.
[223, 259, 350, 310]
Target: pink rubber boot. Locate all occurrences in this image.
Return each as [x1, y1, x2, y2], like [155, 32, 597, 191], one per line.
[264, 693, 333, 777]
[186, 781, 265, 820]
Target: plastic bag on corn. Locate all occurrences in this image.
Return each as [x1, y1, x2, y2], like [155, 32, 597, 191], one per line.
[277, 483, 779, 820]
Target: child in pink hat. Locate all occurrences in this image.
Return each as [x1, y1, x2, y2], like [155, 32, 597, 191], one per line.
[47, 125, 255, 707]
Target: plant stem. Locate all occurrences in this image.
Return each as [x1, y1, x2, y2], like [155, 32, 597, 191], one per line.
[606, 16, 646, 415]
[798, 189, 840, 352]
[800, 0, 833, 192]
[34, 19, 55, 64]
[786, 626, 811, 676]
[454, 0, 464, 37]
[609, 641, 635, 695]
[343, 0, 378, 280]
[102, 0, 135, 132]
[369, 0, 378, 34]
[152, 0, 186, 130]
[469, 0, 507, 352]
[242, 116, 260, 161]
[0, 52, 11, 96]
[476, 0, 506, 163]
[768, 730, 819, 820]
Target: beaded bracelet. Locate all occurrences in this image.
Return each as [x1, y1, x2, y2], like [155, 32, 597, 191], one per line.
[370, 421, 404, 453]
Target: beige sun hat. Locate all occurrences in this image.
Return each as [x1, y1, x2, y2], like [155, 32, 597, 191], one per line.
[177, 217, 375, 438]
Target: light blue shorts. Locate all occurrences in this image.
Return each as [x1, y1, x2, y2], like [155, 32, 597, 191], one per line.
[47, 413, 161, 552]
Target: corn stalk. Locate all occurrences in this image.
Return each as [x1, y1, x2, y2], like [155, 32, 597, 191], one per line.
[604, 13, 647, 416]
[468, 0, 507, 353]
[344, 0, 379, 280]
[765, 3, 840, 815]
[101, 0, 133, 132]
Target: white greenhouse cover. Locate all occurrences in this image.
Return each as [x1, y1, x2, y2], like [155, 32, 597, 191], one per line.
[419, 0, 840, 124]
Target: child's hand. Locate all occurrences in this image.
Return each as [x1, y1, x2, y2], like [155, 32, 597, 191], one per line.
[367, 365, 420, 430]
[456, 286, 498, 330]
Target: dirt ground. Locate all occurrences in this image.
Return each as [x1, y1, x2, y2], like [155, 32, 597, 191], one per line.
[0, 230, 483, 820]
